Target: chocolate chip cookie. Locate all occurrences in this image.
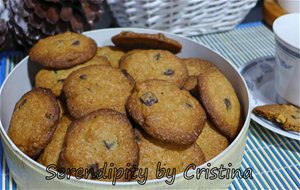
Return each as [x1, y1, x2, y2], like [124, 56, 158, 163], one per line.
[35, 56, 110, 97]
[126, 80, 206, 145]
[63, 65, 134, 118]
[120, 50, 188, 88]
[112, 31, 182, 54]
[198, 68, 242, 139]
[135, 129, 205, 179]
[253, 104, 300, 132]
[96, 46, 125, 68]
[196, 121, 229, 161]
[8, 88, 60, 158]
[181, 58, 216, 96]
[29, 32, 97, 69]
[38, 115, 72, 166]
[58, 109, 139, 181]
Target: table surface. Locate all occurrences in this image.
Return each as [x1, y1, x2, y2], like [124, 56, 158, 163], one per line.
[0, 22, 299, 190]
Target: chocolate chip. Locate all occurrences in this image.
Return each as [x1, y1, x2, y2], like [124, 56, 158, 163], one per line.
[57, 79, 65, 83]
[72, 40, 80, 45]
[224, 98, 231, 110]
[88, 163, 99, 179]
[18, 99, 27, 109]
[163, 69, 174, 76]
[154, 53, 161, 61]
[45, 113, 53, 119]
[53, 70, 58, 74]
[185, 102, 193, 108]
[80, 74, 87, 80]
[135, 135, 141, 143]
[291, 115, 299, 119]
[103, 140, 115, 150]
[121, 69, 129, 77]
[140, 91, 158, 106]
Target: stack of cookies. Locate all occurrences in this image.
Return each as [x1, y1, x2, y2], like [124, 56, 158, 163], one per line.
[8, 31, 243, 181]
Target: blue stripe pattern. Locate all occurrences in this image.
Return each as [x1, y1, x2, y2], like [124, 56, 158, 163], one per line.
[1, 23, 299, 189]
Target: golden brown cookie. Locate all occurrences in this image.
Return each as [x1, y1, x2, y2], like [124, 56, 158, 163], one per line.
[58, 109, 139, 181]
[135, 129, 205, 180]
[35, 56, 110, 97]
[198, 68, 242, 139]
[120, 50, 188, 88]
[38, 115, 72, 166]
[181, 58, 216, 95]
[126, 80, 206, 145]
[8, 88, 60, 158]
[196, 121, 229, 161]
[253, 104, 300, 132]
[96, 46, 125, 68]
[63, 65, 134, 118]
[29, 32, 97, 69]
[111, 31, 182, 54]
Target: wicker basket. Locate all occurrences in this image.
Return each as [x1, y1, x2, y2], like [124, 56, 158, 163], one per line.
[107, 0, 257, 36]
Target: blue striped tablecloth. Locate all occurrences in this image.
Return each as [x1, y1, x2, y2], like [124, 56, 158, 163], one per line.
[0, 22, 299, 190]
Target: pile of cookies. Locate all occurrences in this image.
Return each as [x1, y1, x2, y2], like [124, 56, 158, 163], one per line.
[8, 31, 243, 181]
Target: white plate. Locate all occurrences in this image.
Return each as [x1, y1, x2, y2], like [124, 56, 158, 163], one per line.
[240, 56, 300, 140]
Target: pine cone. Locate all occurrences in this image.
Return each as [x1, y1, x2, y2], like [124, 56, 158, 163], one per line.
[8, 0, 103, 49]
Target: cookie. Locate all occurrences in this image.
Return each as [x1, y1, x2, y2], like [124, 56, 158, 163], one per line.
[38, 115, 72, 166]
[135, 129, 205, 180]
[63, 65, 134, 118]
[198, 68, 242, 139]
[120, 50, 188, 88]
[196, 121, 229, 161]
[8, 88, 60, 158]
[96, 46, 125, 68]
[29, 32, 97, 69]
[58, 109, 139, 181]
[112, 31, 182, 54]
[126, 80, 206, 145]
[181, 58, 216, 95]
[253, 104, 300, 132]
[35, 56, 110, 97]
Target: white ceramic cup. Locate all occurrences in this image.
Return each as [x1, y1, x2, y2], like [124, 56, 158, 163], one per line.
[273, 13, 300, 107]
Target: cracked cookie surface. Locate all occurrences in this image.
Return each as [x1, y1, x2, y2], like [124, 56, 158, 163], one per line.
[120, 50, 188, 88]
[198, 68, 242, 139]
[8, 88, 60, 158]
[126, 80, 206, 145]
[35, 56, 110, 97]
[63, 65, 134, 118]
[29, 32, 97, 69]
[58, 109, 139, 181]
